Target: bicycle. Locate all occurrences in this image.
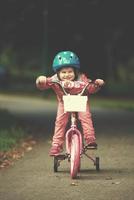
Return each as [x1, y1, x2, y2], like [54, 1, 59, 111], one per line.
[51, 80, 100, 179]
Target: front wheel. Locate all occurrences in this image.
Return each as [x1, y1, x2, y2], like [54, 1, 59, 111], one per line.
[70, 134, 80, 179]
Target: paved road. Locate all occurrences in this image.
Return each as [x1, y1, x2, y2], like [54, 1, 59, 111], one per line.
[0, 94, 134, 200]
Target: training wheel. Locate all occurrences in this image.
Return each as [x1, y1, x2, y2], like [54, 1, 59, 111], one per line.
[54, 156, 59, 172]
[95, 157, 100, 171]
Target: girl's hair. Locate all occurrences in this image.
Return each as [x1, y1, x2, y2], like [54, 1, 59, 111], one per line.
[56, 67, 80, 81]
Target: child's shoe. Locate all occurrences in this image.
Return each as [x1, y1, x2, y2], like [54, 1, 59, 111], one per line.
[85, 137, 97, 148]
[49, 145, 63, 156]
[86, 142, 97, 148]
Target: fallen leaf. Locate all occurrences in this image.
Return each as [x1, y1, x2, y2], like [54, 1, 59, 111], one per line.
[26, 146, 33, 151]
[105, 176, 112, 180]
[112, 181, 121, 185]
[0, 137, 37, 169]
[70, 182, 78, 186]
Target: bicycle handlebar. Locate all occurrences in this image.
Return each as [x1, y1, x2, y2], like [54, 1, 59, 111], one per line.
[50, 80, 96, 96]
[51, 80, 68, 95]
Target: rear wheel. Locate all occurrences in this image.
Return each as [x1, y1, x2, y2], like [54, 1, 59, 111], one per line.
[70, 134, 80, 179]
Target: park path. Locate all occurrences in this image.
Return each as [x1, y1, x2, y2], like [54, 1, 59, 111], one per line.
[0, 94, 134, 200]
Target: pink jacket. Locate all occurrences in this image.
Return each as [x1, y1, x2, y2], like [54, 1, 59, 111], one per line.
[38, 73, 100, 146]
[40, 73, 100, 102]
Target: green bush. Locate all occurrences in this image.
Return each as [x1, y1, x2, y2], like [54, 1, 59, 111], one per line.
[0, 109, 26, 151]
[104, 81, 133, 97]
[0, 127, 26, 151]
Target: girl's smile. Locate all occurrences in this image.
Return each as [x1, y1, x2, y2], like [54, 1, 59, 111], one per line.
[59, 67, 75, 81]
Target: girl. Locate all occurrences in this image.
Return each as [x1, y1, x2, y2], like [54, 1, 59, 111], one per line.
[36, 51, 104, 156]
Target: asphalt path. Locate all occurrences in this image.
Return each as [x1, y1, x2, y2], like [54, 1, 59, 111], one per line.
[0, 94, 134, 200]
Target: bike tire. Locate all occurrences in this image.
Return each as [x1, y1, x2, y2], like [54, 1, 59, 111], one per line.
[70, 134, 80, 179]
[54, 157, 58, 172]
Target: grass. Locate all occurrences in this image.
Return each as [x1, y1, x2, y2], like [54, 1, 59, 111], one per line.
[0, 128, 24, 151]
[0, 109, 26, 151]
[90, 96, 134, 111]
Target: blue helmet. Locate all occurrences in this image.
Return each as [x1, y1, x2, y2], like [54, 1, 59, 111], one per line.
[52, 51, 80, 72]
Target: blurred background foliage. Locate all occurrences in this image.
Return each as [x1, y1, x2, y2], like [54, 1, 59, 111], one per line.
[0, 0, 133, 96]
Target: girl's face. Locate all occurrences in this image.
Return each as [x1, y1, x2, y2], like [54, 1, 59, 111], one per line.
[59, 67, 75, 81]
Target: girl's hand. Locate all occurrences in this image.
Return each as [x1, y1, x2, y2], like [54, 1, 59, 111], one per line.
[36, 76, 47, 89]
[94, 79, 105, 86]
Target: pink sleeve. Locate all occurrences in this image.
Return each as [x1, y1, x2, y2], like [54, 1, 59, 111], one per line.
[43, 77, 52, 89]
[87, 83, 101, 94]
[80, 73, 100, 94]
[37, 75, 55, 90]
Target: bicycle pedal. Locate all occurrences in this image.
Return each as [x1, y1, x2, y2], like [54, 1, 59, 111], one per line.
[55, 154, 67, 160]
[85, 145, 97, 150]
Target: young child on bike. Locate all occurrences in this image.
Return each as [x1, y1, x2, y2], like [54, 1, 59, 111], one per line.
[36, 51, 104, 156]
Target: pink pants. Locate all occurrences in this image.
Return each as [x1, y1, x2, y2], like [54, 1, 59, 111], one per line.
[52, 102, 96, 146]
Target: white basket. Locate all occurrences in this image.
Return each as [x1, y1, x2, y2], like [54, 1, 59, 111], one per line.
[63, 95, 88, 112]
